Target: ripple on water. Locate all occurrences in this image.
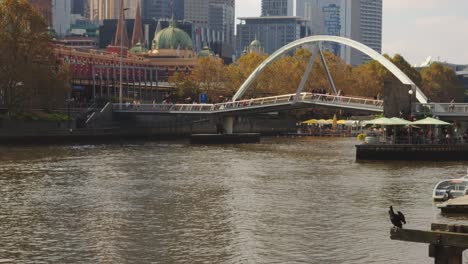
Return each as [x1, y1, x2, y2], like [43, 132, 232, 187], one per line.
[0, 138, 467, 263]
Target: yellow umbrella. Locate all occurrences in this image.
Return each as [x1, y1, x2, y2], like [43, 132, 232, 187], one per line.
[301, 119, 318, 125]
[337, 120, 347, 125]
[318, 119, 327, 124]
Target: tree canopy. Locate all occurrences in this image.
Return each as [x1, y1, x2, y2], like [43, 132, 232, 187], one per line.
[169, 50, 463, 104]
[0, 0, 69, 113]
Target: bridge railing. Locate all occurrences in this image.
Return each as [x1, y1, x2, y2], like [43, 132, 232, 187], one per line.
[214, 93, 295, 110]
[112, 103, 216, 112]
[301, 93, 384, 108]
[112, 93, 383, 113]
[414, 103, 468, 115]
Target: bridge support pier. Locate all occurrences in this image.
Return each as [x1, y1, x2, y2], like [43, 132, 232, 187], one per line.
[223, 116, 234, 135]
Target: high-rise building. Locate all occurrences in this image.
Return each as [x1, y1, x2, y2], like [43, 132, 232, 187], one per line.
[89, 0, 114, 20]
[89, 0, 138, 21]
[296, 0, 382, 65]
[182, 0, 234, 55]
[208, 0, 235, 48]
[358, 0, 382, 63]
[53, 0, 73, 37]
[237, 16, 308, 55]
[71, 0, 85, 15]
[261, 0, 293, 17]
[184, 0, 209, 26]
[142, 0, 184, 21]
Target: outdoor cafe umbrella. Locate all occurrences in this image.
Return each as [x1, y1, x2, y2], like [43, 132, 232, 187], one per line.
[363, 117, 396, 126]
[390, 117, 412, 126]
[410, 117, 451, 126]
[410, 117, 451, 144]
[301, 119, 318, 125]
[338, 120, 347, 125]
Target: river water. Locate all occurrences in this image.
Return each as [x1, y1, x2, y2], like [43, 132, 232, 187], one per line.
[0, 137, 467, 263]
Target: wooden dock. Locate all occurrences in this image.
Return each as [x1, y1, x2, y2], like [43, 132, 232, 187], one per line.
[391, 223, 468, 264]
[438, 196, 468, 214]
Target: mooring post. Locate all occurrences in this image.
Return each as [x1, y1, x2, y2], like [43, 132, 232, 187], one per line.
[390, 224, 468, 264]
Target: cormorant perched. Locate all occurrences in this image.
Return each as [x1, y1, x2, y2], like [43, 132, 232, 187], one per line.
[389, 206, 406, 228]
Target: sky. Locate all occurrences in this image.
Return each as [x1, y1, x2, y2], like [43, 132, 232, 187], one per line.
[235, 0, 468, 65]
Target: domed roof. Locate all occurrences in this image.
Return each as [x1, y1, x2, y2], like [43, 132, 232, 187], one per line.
[198, 44, 214, 58]
[250, 39, 262, 48]
[129, 42, 149, 54]
[152, 19, 193, 50]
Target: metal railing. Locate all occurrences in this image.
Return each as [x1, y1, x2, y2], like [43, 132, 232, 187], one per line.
[365, 135, 468, 145]
[414, 103, 468, 115]
[112, 93, 384, 113]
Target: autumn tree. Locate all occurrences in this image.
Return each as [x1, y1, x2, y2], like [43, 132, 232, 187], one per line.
[349, 54, 421, 98]
[225, 52, 269, 99]
[420, 63, 464, 102]
[168, 71, 199, 102]
[0, 0, 69, 114]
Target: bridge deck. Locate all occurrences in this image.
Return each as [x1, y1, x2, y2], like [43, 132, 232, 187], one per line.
[113, 93, 384, 114]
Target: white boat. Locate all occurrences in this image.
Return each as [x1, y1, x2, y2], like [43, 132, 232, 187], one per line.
[433, 177, 468, 202]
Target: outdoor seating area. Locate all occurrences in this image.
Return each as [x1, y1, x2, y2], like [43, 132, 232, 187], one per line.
[361, 117, 468, 145]
[296, 115, 363, 137]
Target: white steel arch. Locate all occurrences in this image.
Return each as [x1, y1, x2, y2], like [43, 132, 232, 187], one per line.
[232, 35, 428, 103]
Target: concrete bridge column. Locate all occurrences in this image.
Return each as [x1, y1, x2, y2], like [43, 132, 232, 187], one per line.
[223, 116, 234, 134]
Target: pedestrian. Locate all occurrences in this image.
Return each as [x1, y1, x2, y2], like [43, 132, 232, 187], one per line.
[449, 99, 455, 112]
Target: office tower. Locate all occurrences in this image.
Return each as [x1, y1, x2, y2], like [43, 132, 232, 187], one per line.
[261, 0, 293, 17]
[53, 0, 73, 37]
[237, 16, 307, 55]
[296, 0, 382, 65]
[184, 0, 209, 26]
[208, 0, 235, 47]
[89, 0, 114, 20]
[142, 0, 184, 20]
[358, 0, 382, 64]
[89, 0, 138, 21]
[71, 0, 85, 15]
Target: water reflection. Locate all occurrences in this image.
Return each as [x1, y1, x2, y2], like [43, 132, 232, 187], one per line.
[0, 138, 467, 263]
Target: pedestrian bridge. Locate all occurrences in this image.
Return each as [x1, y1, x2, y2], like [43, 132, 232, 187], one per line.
[112, 92, 383, 115]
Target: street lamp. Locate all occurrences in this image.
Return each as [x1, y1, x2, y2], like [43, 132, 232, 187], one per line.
[408, 89, 414, 118]
[119, 7, 129, 110]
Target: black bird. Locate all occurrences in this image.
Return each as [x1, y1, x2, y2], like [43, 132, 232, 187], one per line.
[389, 206, 406, 228]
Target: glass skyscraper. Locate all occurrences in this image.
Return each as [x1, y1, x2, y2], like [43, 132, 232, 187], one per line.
[296, 0, 382, 65]
[261, 0, 294, 17]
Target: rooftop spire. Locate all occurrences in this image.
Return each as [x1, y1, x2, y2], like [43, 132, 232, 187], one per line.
[131, 0, 144, 47]
[114, 0, 129, 48]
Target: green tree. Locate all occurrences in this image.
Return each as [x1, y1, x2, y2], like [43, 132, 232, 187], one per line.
[0, 0, 69, 114]
[420, 63, 464, 102]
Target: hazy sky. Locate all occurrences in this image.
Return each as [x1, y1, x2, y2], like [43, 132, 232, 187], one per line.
[235, 0, 468, 65]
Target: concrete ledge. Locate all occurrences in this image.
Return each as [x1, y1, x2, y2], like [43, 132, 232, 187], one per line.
[190, 133, 261, 144]
[356, 144, 468, 161]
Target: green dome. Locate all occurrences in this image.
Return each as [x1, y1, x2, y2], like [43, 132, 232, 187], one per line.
[198, 45, 214, 57]
[129, 42, 149, 54]
[250, 39, 262, 48]
[152, 21, 193, 50]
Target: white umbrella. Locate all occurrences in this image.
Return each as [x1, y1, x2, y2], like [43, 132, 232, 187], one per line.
[364, 117, 398, 126]
[390, 117, 412, 126]
[411, 117, 451, 126]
